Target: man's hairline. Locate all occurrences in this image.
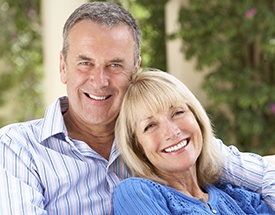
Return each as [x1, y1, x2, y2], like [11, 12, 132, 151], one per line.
[62, 20, 140, 65]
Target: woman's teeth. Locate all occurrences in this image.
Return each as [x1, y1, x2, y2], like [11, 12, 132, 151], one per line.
[164, 140, 188, 153]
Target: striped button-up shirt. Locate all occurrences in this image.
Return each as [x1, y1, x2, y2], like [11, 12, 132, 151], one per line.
[0, 97, 274, 214]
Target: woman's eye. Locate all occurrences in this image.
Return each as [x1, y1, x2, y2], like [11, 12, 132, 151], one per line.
[173, 110, 185, 117]
[144, 123, 154, 132]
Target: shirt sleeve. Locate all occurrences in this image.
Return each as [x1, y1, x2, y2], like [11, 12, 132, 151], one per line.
[113, 178, 171, 215]
[0, 128, 46, 215]
[216, 138, 275, 211]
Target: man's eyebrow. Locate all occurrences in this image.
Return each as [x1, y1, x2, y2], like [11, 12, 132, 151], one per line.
[77, 55, 93, 61]
[76, 56, 125, 63]
[109, 58, 124, 63]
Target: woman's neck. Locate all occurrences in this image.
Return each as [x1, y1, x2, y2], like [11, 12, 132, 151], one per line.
[161, 168, 208, 201]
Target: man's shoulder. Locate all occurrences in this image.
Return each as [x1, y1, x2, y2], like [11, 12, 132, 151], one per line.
[0, 119, 44, 146]
[0, 118, 43, 133]
[0, 119, 45, 166]
[0, 97, 65, 143]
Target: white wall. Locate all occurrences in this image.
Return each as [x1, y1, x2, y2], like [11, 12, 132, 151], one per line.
[165, 0, 208, 105]
[42, 0, 87, 106]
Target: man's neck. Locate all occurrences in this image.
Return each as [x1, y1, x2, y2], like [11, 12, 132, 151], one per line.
[63, 111, 115, 160]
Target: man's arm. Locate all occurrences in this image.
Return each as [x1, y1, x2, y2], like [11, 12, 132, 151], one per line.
[0, 127, 46, 215]
[216, 138, 275, 211]
[264, 155, 275, 166]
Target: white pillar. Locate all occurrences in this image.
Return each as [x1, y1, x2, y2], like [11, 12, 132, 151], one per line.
[165, 0, 208, 105]
[42, 0, 87, 106]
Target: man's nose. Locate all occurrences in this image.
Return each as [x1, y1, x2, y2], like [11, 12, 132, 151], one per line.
[90, 68, 109, 88]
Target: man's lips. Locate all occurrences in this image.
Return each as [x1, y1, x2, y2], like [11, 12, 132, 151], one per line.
[163, 138, 190, 153]
[85, 93, 111, 101]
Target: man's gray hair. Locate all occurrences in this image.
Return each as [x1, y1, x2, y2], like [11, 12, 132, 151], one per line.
[62, 2, 141, 64]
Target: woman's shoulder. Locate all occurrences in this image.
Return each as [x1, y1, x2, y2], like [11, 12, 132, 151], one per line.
[113, 178, 174, 214]
[114, 177, 170, 200]
[117, 177, 161, 190]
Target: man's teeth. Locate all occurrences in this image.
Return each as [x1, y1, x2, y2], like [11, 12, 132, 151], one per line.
[164, 140, 188, 153]
[88, 94, 107, 100]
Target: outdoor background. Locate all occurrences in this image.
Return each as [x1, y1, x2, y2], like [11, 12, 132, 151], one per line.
[0, 0, 274, 155]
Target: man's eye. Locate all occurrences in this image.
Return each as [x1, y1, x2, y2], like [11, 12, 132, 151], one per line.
[107, 63, 124, 73]
[80, 62, 91, 66]
[109, 63, 121, 68]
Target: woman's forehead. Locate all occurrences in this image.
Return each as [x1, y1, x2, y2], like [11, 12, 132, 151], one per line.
[135, 101, 188, 119]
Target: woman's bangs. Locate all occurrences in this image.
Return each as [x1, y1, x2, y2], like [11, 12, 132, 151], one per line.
[133, 80, 183, 116]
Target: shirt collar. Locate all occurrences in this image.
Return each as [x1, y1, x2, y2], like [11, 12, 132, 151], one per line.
[39, 96, 121, 162]
[39, 96, 69, 142]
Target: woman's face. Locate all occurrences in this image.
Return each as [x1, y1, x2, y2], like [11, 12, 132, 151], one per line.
[135, 103, 203, 176]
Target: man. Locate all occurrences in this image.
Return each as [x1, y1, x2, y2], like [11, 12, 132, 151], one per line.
[0, 2, 274, 214]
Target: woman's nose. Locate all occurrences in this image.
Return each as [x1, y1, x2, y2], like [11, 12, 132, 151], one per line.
[164, 120, 180, 141]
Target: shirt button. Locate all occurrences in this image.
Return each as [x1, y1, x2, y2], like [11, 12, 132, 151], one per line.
[212, 209, 217, 214]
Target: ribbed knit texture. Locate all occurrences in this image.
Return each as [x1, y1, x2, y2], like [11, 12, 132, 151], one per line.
[113, 177, 274, 215]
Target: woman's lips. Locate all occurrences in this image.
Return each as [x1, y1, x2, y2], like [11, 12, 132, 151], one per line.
[163, 138, 190, 153]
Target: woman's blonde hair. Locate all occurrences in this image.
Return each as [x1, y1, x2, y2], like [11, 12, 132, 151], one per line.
[115, 69, 224, 187]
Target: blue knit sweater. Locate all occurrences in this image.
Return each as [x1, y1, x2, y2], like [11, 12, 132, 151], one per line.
[113, 177, 274, 214]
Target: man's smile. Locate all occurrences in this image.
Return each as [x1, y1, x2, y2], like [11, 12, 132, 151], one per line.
[85, 93, 111, 101]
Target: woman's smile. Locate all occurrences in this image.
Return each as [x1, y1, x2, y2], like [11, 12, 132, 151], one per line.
[163, 138, 190, 153]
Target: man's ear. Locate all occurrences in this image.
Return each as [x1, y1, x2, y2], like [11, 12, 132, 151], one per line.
[133, 56, 142, 74]
[60, 51, 67, 84]
[136, 56, 141, 70]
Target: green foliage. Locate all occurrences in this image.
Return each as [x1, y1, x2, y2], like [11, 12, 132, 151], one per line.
[0, 0, 44, 127]
[1, 0, 273, 155]
[177, 0, 275, 154]
[96, 0, 168, 70]
[131, 0, 168, 70]
[0, 0, 167, 127]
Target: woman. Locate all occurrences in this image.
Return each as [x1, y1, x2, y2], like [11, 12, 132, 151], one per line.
[113, 69, 273, 214]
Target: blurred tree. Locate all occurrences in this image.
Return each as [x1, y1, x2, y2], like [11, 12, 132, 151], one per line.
[176, 0, 275, 154]
[2, 0, 274, 155]
[98, 0, 168, 71]
[0, 0, 44, 127]
[0, 0, 168, 127]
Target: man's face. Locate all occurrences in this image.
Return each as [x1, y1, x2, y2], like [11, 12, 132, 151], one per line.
[60, 20, 140, 127]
